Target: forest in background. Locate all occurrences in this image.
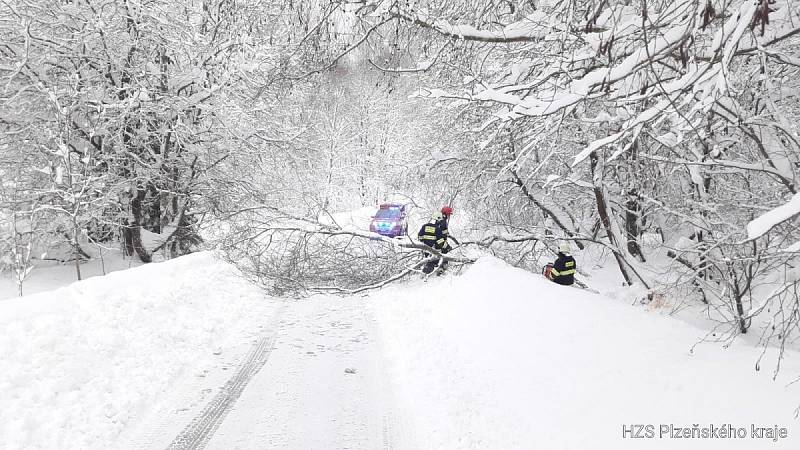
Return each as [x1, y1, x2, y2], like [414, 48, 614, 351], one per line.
[2, 0, 800, 360]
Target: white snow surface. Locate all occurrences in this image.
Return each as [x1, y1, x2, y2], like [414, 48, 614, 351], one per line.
[372, 257, 800, 449]
[747, 192, 800, 240]
[0, 250, 142, 301]
[3, 253, 800, 449]
[0, 251, 274, 450]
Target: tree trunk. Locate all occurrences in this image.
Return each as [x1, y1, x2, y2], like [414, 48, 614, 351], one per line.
[625, 193, 645, 262]
[73, 219, 82, 281]
[624, 137, 645, 262]
[130, 189, 153, 263]
[731, 275, 748, 334]
[123, 222, 135, 256]
[590, 152, 633, 285]
[130, 225, 152, 263]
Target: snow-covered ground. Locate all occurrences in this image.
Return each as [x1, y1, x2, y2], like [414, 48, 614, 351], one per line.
[2, 252, 799, 449]
[205, 294, 403, 449]
[0, 252, 276, 449]
[374, 257, 800, 449]
[0, 248, 142, 301]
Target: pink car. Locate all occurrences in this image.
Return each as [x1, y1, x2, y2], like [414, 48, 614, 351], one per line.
[369, 203, 409, 237]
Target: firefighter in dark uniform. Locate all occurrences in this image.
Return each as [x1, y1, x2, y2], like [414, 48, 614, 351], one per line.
[546, 243, 576, 285]
[417, 206, 457, 274]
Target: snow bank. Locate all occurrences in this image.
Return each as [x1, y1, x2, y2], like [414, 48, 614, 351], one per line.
[0, 252, 274, 450]
[373, 257, 800, 449]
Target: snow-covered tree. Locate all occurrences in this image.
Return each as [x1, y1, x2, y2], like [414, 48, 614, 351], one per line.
[0, 0, 284, 264]
[311, 0, 800, 340]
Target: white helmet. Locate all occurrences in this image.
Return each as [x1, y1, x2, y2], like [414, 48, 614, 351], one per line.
[431, 211, 445, 221]
[559, 243, 571, 254]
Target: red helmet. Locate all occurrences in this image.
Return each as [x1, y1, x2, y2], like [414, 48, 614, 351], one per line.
[441, 206, 453, 217]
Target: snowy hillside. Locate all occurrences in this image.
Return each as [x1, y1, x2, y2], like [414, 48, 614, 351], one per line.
[2, 253, 798, 449]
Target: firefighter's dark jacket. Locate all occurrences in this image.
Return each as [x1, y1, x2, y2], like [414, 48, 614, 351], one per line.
[417, 219, 451, 251]
[550, 252, 576, 285]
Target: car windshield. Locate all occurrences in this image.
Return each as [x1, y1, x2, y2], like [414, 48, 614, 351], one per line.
[375, 208, 401, 219]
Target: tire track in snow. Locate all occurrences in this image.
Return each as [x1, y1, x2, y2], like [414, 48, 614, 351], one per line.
[368, 299, 413, 450]
[165, 315, 282, 450]
[201, 295, 411, 449]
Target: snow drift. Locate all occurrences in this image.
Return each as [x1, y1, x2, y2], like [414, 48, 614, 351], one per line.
[373, 257, 800, 449]
[0, 252, 274, 450]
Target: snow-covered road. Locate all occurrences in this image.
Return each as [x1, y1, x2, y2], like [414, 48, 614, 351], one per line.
[159, 258, 800, 450]
[204, 294, 407, 449]
[4, 253, 800, 449]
